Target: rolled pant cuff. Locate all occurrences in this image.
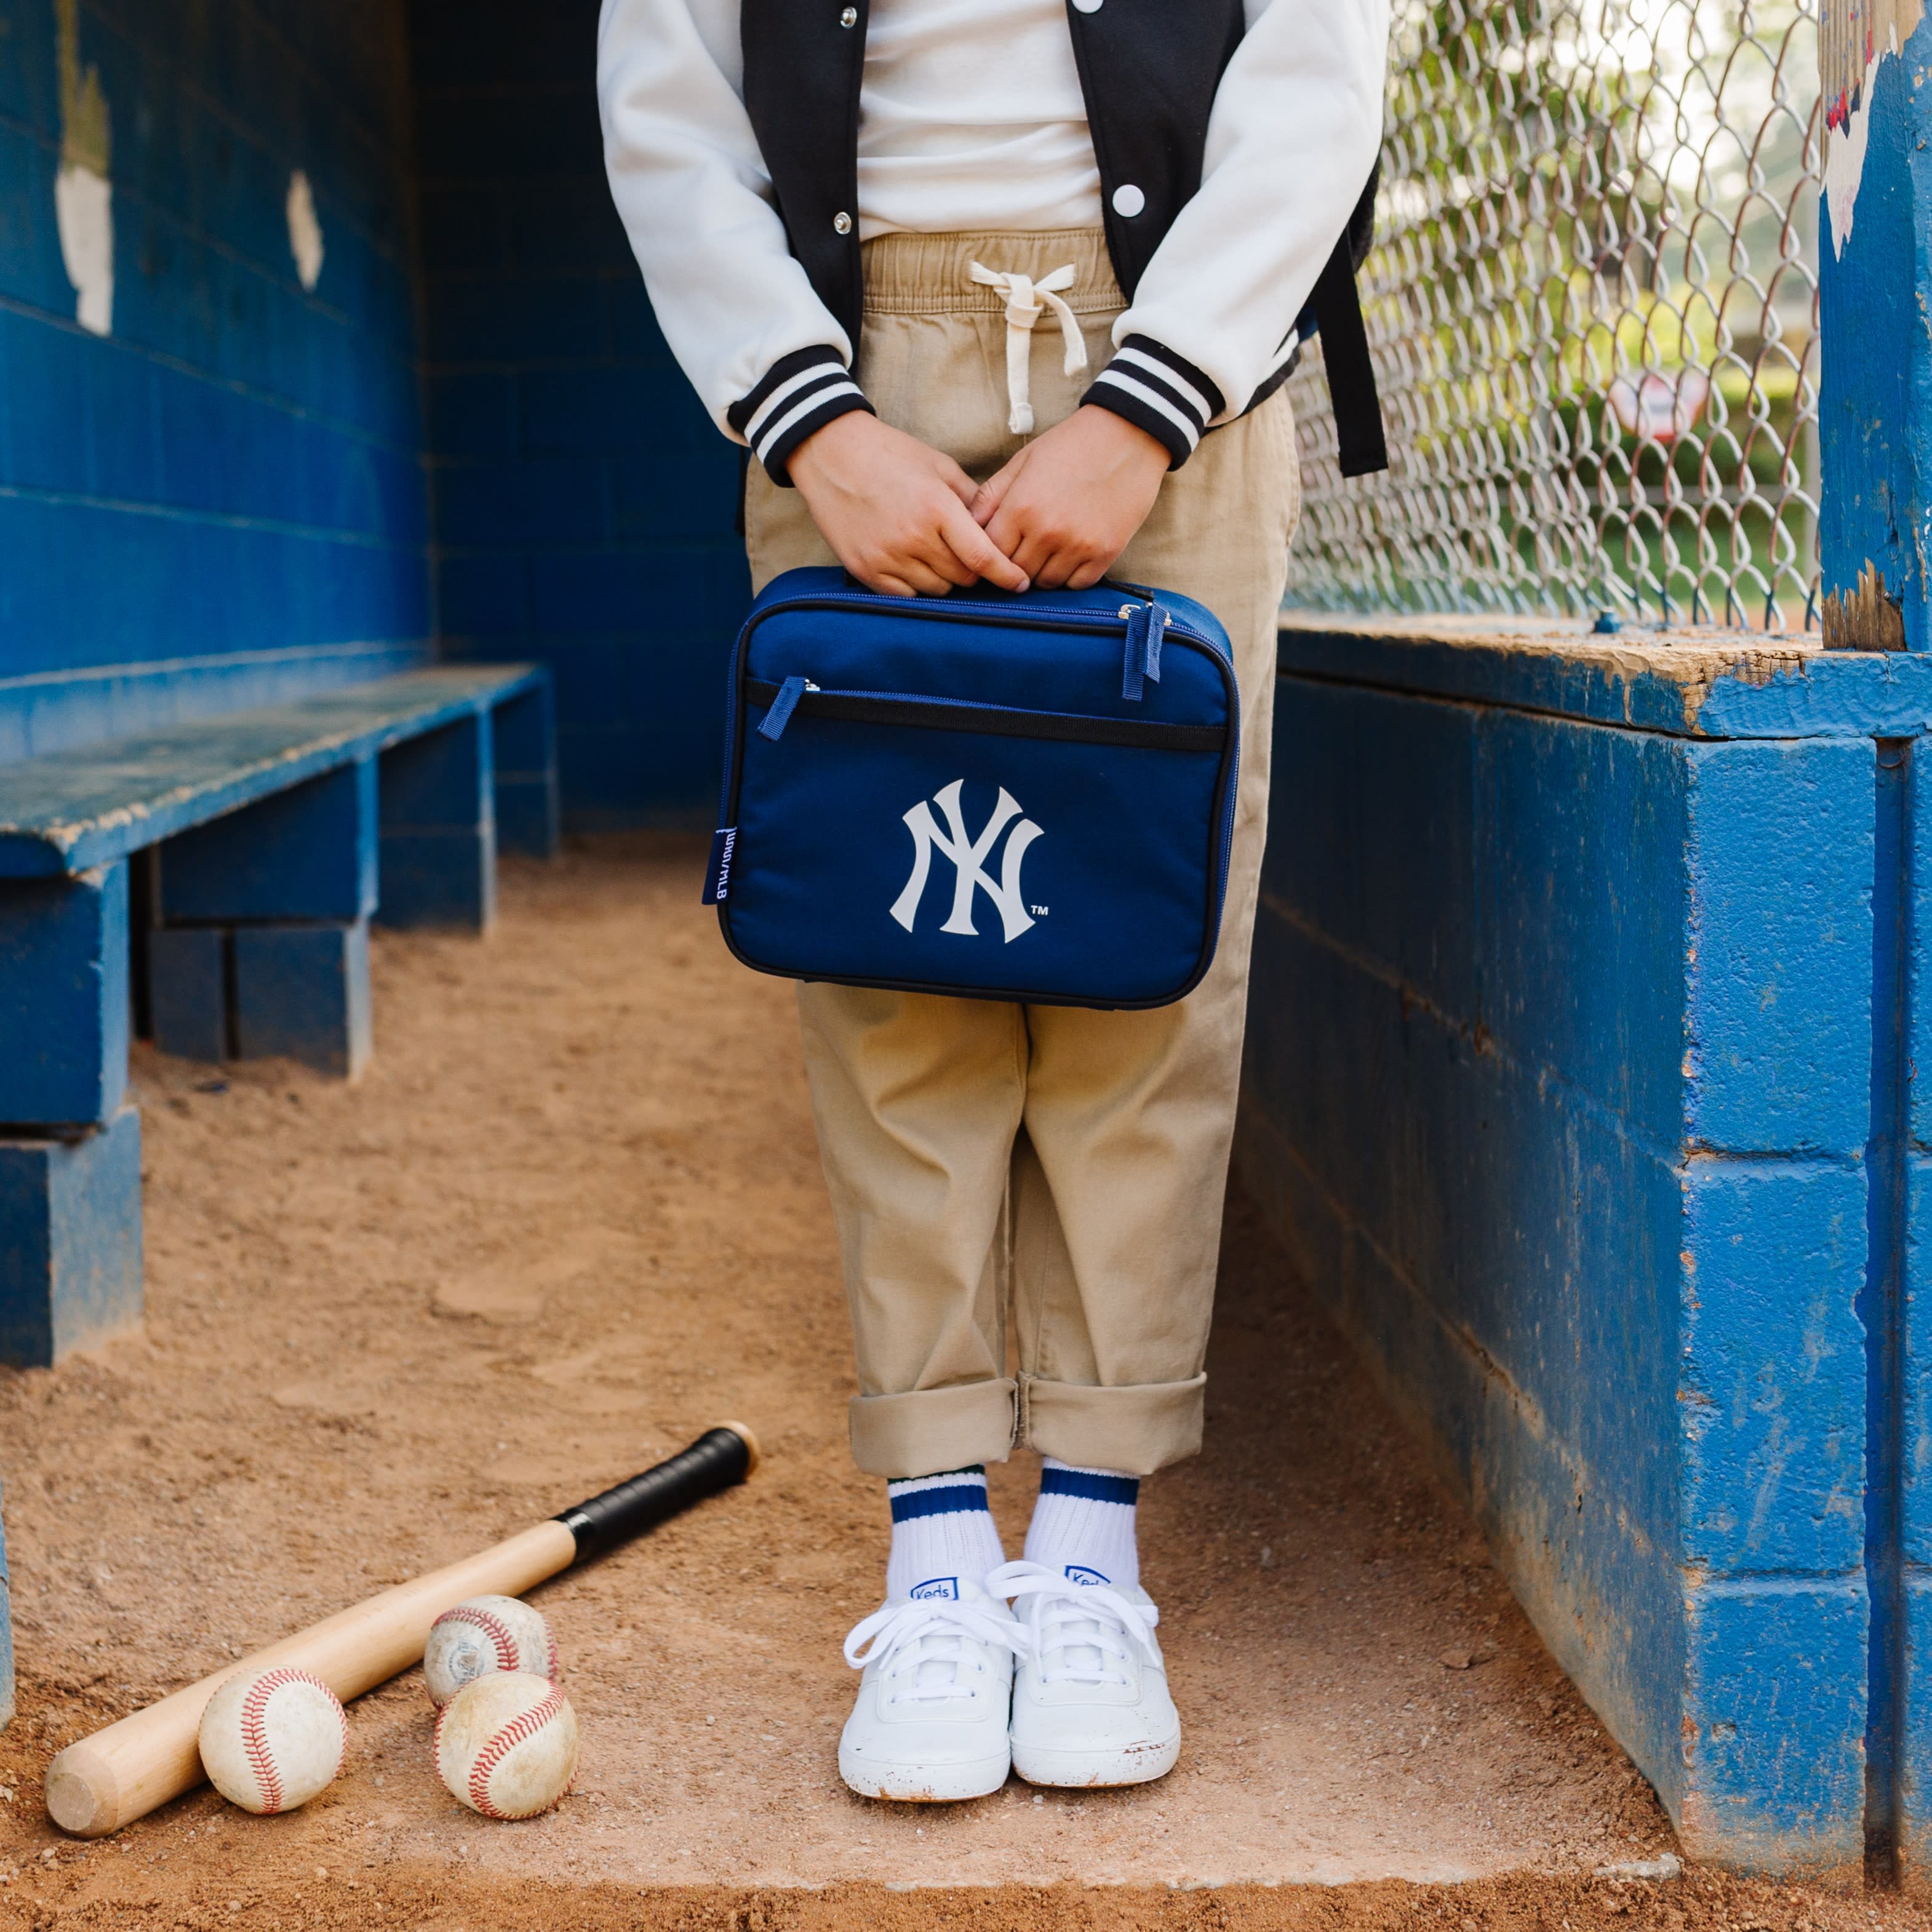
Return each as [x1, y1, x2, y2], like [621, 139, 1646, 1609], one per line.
[848, 1378, 1018, 1478]
[1019, 1372, 1206, 1476]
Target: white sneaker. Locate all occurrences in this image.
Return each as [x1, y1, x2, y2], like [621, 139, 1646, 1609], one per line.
[839, 1577, 1029, 1802]
[992, 1559, 1180, 1788]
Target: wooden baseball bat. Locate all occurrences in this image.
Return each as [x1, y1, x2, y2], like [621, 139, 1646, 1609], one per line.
[44, 1422, 759, 1837]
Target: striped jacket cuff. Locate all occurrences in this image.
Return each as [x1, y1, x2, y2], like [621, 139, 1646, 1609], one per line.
[1082, 335, 1227, 470]
[727, 346, 874, 485]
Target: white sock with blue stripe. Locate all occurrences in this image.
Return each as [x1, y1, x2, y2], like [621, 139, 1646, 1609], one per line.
[1023, 1459, 1141, 1589]
[885, 1467, 1006, 1602]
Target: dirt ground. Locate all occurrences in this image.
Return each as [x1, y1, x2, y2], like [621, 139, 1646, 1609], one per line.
[0, 835, 1908, 1929]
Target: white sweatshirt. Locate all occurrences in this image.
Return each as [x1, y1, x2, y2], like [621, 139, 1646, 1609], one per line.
[597, 0, 1389, 460]
[857, 0, 1101, 240]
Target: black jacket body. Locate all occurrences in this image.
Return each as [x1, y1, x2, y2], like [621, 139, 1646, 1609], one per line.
[740, 0, 1246, 346]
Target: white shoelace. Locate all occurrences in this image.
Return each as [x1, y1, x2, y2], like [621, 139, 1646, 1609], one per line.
[988, 1559, 1162, 1688]
[843, 1595, 1031, 1707]
[967, 261, 1090, 436]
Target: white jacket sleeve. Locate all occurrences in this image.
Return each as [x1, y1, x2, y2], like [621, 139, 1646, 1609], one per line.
[1085, 0, 1391, 461]
[596, 0, 873, 481]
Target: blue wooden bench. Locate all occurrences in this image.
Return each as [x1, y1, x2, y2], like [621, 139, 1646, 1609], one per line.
[0, 665, 557, 1369]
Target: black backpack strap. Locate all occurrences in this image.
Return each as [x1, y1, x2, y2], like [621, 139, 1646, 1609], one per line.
[1311, 166, 1387, 479]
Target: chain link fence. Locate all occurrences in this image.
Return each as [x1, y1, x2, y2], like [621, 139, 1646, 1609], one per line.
[1283, 0, 1821, 632]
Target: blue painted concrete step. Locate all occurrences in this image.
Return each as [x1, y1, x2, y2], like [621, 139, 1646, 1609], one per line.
[0, 666, 544, 879]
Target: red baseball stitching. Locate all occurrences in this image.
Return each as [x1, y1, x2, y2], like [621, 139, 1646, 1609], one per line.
[466, 1685, 567, 1819]
[434, 1605, 522, 1676]
[545, 1623, 559, 1685]
[238, 1668, 338, 1814]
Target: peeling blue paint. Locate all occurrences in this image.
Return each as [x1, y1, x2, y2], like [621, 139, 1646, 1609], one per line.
[1819, 1, 1932, 648]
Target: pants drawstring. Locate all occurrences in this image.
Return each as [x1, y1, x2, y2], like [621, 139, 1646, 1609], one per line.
[967, 260, 1088, 436]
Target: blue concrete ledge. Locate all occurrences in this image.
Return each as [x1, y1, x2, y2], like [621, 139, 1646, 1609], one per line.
[1239, 613, 1931, 1880]
[1278, 612, 1932, 740]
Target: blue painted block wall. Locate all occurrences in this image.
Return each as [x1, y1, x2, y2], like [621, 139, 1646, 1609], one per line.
[1237, 623, 1928, 1878]
[2, 0, 744, 811]
[409, 0, 750, 829]
[0, 0, 433, 757]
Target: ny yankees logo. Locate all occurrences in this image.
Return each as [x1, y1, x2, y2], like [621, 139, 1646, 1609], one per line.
[890, 779, 1042, 943]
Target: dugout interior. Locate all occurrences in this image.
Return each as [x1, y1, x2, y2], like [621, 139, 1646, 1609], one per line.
[0, 0, 1912, 1889]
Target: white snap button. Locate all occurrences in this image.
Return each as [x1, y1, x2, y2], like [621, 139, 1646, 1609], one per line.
[840, 6, 858, 23]
[1111, 183, 1146, 217]
[833, 211, 853, 235]
[1071, 0, 1103, 11]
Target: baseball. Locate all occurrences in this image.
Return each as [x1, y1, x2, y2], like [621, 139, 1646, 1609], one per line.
[197, 1667, 348, 1815]
[424, 1594, 558, 1707]
[434, 1669, 578, 1819]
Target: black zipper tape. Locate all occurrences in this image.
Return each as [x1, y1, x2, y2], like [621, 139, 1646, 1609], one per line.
[743, 679, 1225, 754]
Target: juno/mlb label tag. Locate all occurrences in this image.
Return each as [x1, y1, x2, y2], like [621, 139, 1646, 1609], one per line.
[703, 826, 738, 905]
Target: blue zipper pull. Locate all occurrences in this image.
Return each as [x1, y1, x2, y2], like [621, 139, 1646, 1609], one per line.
[757, 674, 816, 742]
[1121, 600, 1171, 701]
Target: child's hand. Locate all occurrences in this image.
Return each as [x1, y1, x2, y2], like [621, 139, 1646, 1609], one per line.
[788, 413, 1031, 597]
[970, 407, 1169, 591]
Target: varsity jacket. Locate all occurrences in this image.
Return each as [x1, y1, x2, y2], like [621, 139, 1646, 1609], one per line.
[597, 0, 1389, 484]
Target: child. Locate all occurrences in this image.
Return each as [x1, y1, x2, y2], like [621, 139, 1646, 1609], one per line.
[597, 0, 1389, 1800]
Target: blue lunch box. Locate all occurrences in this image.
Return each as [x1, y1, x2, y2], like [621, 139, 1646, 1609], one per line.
[703, 565, 1240, 1010]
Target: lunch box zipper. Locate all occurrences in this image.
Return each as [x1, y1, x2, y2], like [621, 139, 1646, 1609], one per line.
[714, 590, 1241, 934]
[748, 679, 1227, 752]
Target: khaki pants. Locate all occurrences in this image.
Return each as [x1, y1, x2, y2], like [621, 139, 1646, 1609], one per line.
[747, 228, 1299, 1480]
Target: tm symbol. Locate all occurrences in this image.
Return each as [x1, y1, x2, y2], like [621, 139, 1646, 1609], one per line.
[1030, 905, 1050, 917]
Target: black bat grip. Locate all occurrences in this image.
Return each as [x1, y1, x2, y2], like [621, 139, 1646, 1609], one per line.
[554, 1424, 757, 1567]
